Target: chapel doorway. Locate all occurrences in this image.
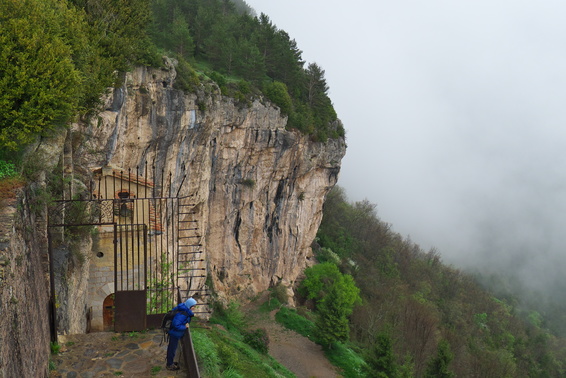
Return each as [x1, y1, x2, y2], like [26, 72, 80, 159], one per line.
[103, 294, 114, 331]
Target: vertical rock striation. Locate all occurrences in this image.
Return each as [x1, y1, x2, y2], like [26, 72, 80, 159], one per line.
[75, 60, 346, 301]
[0, 135, 66, 377]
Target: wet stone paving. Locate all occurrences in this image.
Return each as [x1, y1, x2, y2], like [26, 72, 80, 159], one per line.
[49, 329, 189, 377]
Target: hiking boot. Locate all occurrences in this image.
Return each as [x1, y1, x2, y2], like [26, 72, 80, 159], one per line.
[166, 364, 180, 371]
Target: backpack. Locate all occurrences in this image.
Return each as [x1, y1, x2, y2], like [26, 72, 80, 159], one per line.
[160, 308, 187, 344]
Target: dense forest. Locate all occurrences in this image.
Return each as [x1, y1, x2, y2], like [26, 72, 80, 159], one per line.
[311, 186, 566, 376]
[0, 0, 342, 156]
[206, 186, 566, 377]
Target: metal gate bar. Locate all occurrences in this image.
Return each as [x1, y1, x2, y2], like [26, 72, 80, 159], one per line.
[47, 163, 210, 336]
[113, 224, 147, 292]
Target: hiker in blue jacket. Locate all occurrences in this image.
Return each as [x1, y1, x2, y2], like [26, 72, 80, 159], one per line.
[166, 297, 196, 371]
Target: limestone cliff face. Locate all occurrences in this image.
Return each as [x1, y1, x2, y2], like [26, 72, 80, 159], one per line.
[0, 136, 65, 377]
[0, 60, 344, 373]
[72, 60, 346, 301]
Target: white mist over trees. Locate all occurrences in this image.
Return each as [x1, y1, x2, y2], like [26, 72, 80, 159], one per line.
[246, 0, 566, 335]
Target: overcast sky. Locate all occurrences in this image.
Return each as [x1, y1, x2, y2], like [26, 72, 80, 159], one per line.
[245, 0, 566, 291]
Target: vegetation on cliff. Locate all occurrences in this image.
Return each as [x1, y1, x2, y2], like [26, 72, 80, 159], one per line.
[0, 0, 342, 158]
[150, 0, 342, 141]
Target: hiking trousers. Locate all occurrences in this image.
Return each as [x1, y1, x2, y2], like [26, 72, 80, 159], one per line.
[166, 334, 181, 366]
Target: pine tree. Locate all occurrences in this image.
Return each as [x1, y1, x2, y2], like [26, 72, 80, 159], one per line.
[424, 340, 455, 378]
[364, 332, 398, 378]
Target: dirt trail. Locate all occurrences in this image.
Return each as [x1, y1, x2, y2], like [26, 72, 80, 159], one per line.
[243, 295, 341, 378]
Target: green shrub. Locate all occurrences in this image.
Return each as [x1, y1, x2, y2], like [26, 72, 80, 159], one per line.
[315, 247, 341, 265]
[240, 179, 255, 188]
[238, 80, 251, 95]
[150, 365, 161, 375]
[324, 342, 368, 378]
[287, 104, 314, 134]
[242, 328, 269, 354]
[209, 71, 227, 90]
[260, 297, 281, 313]
[50, 342, 60, 355]
[174, 58, 200, 93]
[210, 300, 247, 331]
[263, 81, 293, 115]
[217, 342, 240, 370]
[272, 282, 288, 305]
[0, 0, 81, 150]
[0, 160, 17, 179]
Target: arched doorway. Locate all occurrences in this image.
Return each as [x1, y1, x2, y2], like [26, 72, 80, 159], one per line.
[103, 294, 115, 331]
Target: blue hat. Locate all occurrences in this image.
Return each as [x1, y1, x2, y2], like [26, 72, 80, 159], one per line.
[185, 298, 197, 308]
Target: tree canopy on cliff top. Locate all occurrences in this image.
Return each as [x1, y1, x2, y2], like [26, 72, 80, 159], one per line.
[0, 0, 343, 152]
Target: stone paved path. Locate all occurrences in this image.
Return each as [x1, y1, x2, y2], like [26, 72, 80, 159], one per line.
[49, 329, 188, 377]
[50, 296, 341, 378]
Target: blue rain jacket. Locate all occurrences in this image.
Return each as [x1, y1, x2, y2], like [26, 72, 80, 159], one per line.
[168, 303, 195, 338]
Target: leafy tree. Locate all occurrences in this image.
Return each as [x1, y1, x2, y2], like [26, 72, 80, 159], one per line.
[231, 0, 255, 16]
[205, 20, 238, 74]
[300, 262, 342, 300]
[317, 186, 366, 259]
[253, 14, 277, 65]
[287, 102, 314, 134]
[70, 0, 155, 69]
[301, 262, 361, 346]
[0, 0, 82, 149]
[268, 31, 304, 91]
[305, 62, 337, 141]
[263, 81, 293, 116]
[528, 311, 542, 328]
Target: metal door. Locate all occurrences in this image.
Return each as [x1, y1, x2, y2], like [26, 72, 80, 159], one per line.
[113, 223, 148, 332]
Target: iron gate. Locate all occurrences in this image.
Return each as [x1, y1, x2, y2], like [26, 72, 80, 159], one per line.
[47, 164, 207, 336]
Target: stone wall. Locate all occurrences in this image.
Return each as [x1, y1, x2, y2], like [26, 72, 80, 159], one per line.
[0, 132, 69, 376]
[0, 191, 51, 377]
